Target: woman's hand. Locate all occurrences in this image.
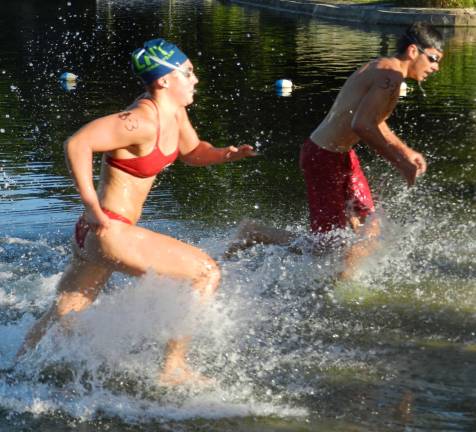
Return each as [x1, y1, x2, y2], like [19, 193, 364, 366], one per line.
[179, 141, 257, 166]
[223, 145, 257, 162]
[84, 206, 111, 237]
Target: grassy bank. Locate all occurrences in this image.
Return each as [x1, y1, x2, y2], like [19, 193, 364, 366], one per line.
[319, 0, 476, 6]
[396, 0, 476, 6]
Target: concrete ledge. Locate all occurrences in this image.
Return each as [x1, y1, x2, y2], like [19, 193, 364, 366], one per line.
[228, 0, 476, 26]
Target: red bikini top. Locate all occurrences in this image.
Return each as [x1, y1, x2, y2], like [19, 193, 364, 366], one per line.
[105, 99, 179, 178]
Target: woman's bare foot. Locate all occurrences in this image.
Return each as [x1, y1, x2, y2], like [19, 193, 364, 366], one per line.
[159, 339, 214, 387]
[158, 363, 214, 387]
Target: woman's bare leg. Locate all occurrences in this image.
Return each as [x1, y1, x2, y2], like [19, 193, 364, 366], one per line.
[16, 257, 112, 360]
[89, 222, 221, 385]
[18, 221, 220, 384]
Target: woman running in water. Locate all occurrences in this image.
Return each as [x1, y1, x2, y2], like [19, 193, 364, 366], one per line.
[17, 38, 255, 385]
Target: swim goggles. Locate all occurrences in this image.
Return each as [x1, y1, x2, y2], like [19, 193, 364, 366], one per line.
[416, 46, 441, 64]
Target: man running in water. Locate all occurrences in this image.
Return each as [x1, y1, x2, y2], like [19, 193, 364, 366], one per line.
[227, 22, 443, 280]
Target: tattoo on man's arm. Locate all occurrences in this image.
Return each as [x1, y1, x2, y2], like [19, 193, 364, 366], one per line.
[380, 77, 401, 112]
[118, 112, 139, 131]
[380, 77, 399, 92]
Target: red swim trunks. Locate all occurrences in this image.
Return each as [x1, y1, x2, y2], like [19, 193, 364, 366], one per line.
[299, 138, 375, 233]
[74, 208, 132, 248]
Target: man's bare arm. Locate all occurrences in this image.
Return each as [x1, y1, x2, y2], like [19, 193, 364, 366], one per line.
[351, 70, 426, 185]
[378, 121, 427, 185]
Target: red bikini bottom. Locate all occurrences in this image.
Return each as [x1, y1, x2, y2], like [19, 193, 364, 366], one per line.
[74, 208, 133, 249]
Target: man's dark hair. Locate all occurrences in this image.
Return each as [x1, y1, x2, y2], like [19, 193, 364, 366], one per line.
[396, 22, 444, 54]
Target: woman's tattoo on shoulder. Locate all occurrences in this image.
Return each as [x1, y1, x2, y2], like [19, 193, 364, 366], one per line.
[118, 111, 139, 131]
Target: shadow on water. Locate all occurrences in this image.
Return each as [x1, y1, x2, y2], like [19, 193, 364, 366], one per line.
[0, 0, 475, 431]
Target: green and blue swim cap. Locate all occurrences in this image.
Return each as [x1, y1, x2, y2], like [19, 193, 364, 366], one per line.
[131, 38, 188, 85]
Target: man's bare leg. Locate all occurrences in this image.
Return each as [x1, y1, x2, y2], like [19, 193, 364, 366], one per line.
[338, 215, 381, 281]
[224, 218, 296, 258]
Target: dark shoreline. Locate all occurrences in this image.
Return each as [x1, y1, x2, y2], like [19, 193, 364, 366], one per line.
[228, 0, 476, 26]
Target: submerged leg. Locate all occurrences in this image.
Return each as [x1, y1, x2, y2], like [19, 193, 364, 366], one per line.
[157, 250, 220, 386]
[157, 249, 220, 386]
[338, 214, 381, 281]
[224, 218, 296, 258]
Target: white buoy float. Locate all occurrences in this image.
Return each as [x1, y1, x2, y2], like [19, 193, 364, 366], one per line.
[60, 72, 78, 82]
[59, 72, 78, 91]
[275, 78, 293, 89]
[60, 80, 77, 91]
[275, 79, 293, 97]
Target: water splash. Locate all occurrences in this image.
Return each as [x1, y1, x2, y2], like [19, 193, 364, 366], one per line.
[1, 178, 473, 425]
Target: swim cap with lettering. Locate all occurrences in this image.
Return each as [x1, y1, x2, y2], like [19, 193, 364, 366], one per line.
[131, 38, 188, 85]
